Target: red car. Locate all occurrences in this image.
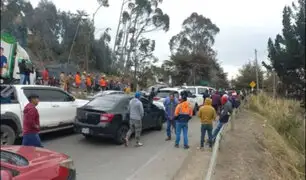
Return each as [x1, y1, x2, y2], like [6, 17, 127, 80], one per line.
[0, 145, 76, 180]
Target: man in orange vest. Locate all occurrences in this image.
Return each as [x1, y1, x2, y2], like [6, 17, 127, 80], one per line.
[86, 74, 92, 93]
[75, 72, 81, 88]
[100, 75, 107, 91]
[174, 91, 193, 149]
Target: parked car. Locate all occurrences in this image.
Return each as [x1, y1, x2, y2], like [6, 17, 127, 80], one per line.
[153, 87, 198, 115]
[74, 94, 165, 144]
[87, 90, 125, 100]
[0, 85, 89, 145]
[0, 145, 76, 180]
[90, 90, 166, 111]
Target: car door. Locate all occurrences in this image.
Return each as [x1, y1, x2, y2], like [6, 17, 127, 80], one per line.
[186, 91, 196, 109]
[140, 98, 151, 129]
[197, 87, 206, 105]
[46, 89, 77, 124]
[22, 88, 55, 128]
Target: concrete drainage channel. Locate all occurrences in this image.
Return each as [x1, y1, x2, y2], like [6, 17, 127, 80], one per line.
[204, 100, 245, 180]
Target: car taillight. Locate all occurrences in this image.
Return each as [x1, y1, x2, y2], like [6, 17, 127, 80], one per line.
[60, 158, 75, 169]
[59, 158, 76, 180]
[100, 113, 114, 122]
[153, 97, 160, 101]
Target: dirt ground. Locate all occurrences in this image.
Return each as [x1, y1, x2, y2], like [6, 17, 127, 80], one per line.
[213, 109, 275, 180]
[174, 109, 277, 180]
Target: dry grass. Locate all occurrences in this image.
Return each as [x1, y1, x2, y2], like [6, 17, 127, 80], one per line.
[248, 93, 305, 180]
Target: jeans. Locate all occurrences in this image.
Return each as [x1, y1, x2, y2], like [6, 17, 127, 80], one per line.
[212, 121, 225, 141]
[20, 74, 25, 84]
[22, 133, 43, 147]
[175, 122, 188, 146]
[200, 124, 213, 147]
[24, 74, 30, 84]
[166, 119, 176, 137]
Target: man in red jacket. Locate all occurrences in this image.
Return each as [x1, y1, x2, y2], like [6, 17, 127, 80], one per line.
[22, 94, 43, 147]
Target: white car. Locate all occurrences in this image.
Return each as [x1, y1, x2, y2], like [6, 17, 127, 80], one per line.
[153, 87, 198, 115]
[88, 90, 125, 99]
[0, 85, 89, 145]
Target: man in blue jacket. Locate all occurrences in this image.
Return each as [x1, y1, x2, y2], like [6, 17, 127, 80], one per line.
[164, 92, 179, 141]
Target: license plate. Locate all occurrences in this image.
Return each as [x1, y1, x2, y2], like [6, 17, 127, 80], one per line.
[81, 128, 89, 134]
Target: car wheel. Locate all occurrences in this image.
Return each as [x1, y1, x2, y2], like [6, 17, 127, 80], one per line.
[115, 124, 129, 145]
[155, 115, 163, 131]
[193, 104, 198, 116]
[1, 125, 16, 145]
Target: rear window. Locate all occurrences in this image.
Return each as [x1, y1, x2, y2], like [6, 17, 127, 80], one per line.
[86, 95, 121, 110]
[156, 90, 179, 98]
[1, 151, 29, 166]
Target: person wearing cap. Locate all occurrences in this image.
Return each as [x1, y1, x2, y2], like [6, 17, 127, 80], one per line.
[174, 91, 193, 149]
[164, 92, 179, 141]
[22, 94, 43, 147]
[125, 91, 144, 147]
[211, 94, 233, 142]
[0, 47, 8, 77]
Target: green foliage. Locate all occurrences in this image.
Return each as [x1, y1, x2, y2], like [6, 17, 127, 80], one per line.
[1, 0, 115, 73]
[114, 0, 170, 86]
[248, 93, 305, 178]
[231, 61, 264, 89]
[267, 0, 305, 92]
[164, 13, 228, 87]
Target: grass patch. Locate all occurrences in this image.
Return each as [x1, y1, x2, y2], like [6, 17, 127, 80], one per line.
[247, 93, 305, 180]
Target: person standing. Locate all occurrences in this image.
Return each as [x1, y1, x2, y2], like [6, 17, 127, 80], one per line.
[125, 92, 144, 147]
[203, 89, 210, 102]
[174, 91, 193, 149]
[75, 72, 81, 89]
[22, 94, 43, 147]
[211, 90, 221, 114]
[164, 92, 178, 141]
[18, 60, 26, 84]
[42, 68, 49, 85]
[197, 98, 217, 150]
[0, 47, 8, 77]
[60, 72, 65, 90]
[211, 95, 233, 142]
[86, 74, 92, 93]
[100, 75, 107, 91]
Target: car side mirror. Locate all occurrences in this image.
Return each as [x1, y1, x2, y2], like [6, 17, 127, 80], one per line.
[67, 96, 75, 101]
[191, 95, 196, 98]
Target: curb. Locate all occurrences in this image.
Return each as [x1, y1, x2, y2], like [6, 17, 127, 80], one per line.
[204, 99, 245, 180]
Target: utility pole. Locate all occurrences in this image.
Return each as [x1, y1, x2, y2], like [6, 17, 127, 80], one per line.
[255, 49, 259, 92]
[67, 19, 82, 64]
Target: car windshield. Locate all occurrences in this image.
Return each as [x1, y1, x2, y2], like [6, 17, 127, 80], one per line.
[86, 95, 121, 110]
[186, 88, 196, 94]
[1, 151, 29, 166]
[156, 90, 179, 98]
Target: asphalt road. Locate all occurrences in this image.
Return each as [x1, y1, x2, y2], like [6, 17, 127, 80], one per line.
[41, 117, 202, 180]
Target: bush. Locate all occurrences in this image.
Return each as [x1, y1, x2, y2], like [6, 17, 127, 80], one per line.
[248, 93, 305, 179]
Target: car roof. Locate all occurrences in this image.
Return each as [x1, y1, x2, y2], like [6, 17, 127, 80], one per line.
[158, 87, 187, 92]
[2, 84, 63, 91]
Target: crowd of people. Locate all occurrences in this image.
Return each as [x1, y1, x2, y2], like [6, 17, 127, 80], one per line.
[124, 89, 243, 148]
[38, 68, 132, 94]
[21, 75, 244, 149]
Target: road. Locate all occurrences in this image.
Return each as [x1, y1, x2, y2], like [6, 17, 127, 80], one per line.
[41, 117, 202, 180]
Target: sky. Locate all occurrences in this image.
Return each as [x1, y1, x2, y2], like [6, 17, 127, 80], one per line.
[29, 0, 293, 79]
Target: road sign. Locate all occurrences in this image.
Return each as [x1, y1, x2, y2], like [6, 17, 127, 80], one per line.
[249, 81, 256, 88]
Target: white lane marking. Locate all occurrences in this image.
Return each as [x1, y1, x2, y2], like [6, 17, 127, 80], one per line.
[125, 143, 172, 180]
